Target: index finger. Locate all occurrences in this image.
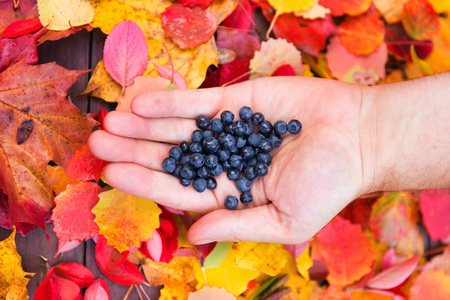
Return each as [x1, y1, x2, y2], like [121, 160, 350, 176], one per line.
[131, 87, 224, 119]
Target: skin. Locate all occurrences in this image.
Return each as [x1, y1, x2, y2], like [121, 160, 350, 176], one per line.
[88, 74, 450, 245]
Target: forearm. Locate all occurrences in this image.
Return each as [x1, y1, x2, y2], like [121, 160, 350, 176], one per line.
[364, 72, 450, 192]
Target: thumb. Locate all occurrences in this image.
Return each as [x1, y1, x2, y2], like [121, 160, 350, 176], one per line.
[187, 205, 307, 245]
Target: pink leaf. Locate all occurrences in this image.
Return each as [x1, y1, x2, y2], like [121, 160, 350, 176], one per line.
[161, 205, 184, 215]
[381, 248, 397, 270]
[173, 247, 202, 261]
[103, 21, 149, 88]
[284, 241, 309, 259]
[55, 240, 83, 257]
[84, 279, 110, 300]
[146, 229, 163, 263]
[419, 189, 450, 241]
[367, 255, 419, 290]
[155, 65, 188, 90]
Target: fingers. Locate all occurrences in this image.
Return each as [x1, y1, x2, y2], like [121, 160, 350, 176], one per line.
[103, 111, 196, 143]
[131, 87, 224, 119]
[187, 205, 307, 244]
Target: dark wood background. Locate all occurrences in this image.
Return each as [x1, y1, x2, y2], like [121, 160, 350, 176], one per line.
[0, 28, 160, 300]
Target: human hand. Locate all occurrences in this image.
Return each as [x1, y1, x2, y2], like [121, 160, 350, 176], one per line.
[88, 76, 375, 244]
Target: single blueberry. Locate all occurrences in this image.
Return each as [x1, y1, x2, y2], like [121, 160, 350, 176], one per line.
[247, 133, 262, 147]
[210, 163, 223, 176]
[169, 146, 183, 161]
[202, 137, 220, 153]
[288, 120, 302, 134]
[191, 130, 203, 143]
[257, 153, 272, 165]
[227, 168, 240, 181]
[229, 155, 243, 170]
[193, 178, 207, 193]
[162, 157, 176, 173]
[206, 177, 217, 190]
[202, 129, 214, 139]
[269, 133, 282, 148]
[251, 112, 264, 125]
[197, 166, 211, 178]
[189, 153, 204, 168]
[240, 192, 253, 205]
[230, 146, 239, 155]
[241, 145, 256, 160]
[218, 149, 231, 161]
[190, 142, 203, 153]
[236, 136, 247, 148]
[232, 120, 246, 136]
[221, 110, 234, 124]
[255, 162, 269, 177]
[244, 166, 257, 181]
[259, 120, 273, 135]
[205, 154, 219, 168]
[196, 115, 211, 130]
[173, 165, 182, 177]
[273, 120, 288, 136]
[180, 154, 190, 165]
[180, 164, 196, 179]
[244, 122, 253, 136]
[180, 178, 191, 187]
[224, 195, 239, 210]
[239, 106, 253, 121]
[217, 132, 227, 142]
[211, 118, 224, 133]
[224, 123, 233, 134]
[180, 141, 190, 153]
[236, 177, 252, 192]
[258, 139, 274, 154]
[220, 134, 236, 150]
[221, 160, 231, 171]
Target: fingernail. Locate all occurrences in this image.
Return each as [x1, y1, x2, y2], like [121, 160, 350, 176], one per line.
[194, 239, 215, 245]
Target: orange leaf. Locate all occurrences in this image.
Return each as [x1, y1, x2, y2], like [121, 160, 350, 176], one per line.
[142, 256, 196, 287]
[92, 189, 161, 252]
[45, 165, 80, 195]
[409, 269, 450, 299]
[318, 0, 372, 16]
[402, 0, 440, 40]
[338, 11, 385, 55]
[311, 216, 376, 286]
[66, 144, 109, 181]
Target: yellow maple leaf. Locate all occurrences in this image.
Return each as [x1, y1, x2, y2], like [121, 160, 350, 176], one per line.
[92, 189, 161, 252]
[231, 241, 291, 277]
[0, 229, 34, 299]
[82, 60, 121, 103]
[268, 0, 315, 14]
[37, 0, 94, 30]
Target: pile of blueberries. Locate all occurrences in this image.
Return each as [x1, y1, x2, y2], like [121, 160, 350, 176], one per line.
[162, 106, 302, 210]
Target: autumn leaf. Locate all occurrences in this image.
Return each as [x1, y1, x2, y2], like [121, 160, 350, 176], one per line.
[373, 0, 407, 23]
[338, 11, 385, 56]
[281, 256, 316, 300]
[66, 144, 109, 181]
[37, 0, 94, 31]
[318, 0, 372, 16]
[155, 65, 188, 90]
[92, 188, 161, 252]
[51, 182, 102, 253]
[1, 18, 42, 39]
[296, 245, 313, 280]
[367, 255, 419, 289]
[142, 256, 197, 287]
[369, 192, 419, 245]
[44, 165, 79, 195]
[84, 278, 110, 300]
[0, 0, 38, 34]
[159, 284, 195, 300]
[402, 0, 440, 41]
[250, 38, 303, 79]
[161, 3, 218, 49]
[0, 228, 34, 299]
[203, 242, 231, 269]
[82, 60, 121, 102]
[295, 0, 331, 19]
[0, 61, 97, 229]
[216, 29, 261, 61]
[103, 21, 149, 90]
[311, 216, 376, 286]
[219, 60, 250, 86]
[188, 286, 235, 300]
[267, 0, 315, 14]
[419, 189, 450, 241]
[409, 269, 450, 299]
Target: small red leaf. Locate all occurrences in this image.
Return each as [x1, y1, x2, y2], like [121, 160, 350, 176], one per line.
[367, 255, 419, 290]
[103, 21, 149, 88]
[271, 64, 296, 77]
[219, 59, 249, 86]
[84, 279, 110, 300]
[161, 3, 218, 49]
[1, 18, 43, 39]
[66, 145, 109, 181]
[146, 229, 164, 263]
[53, 263, 95, 289]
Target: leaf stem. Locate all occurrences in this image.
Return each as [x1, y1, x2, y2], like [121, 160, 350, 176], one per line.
[135, 285, 144, 300]
[162, 42, 175, 84]
[217, 25, 256, 33]
[139, 285, 151, 300]
[123, 285, 133, 300]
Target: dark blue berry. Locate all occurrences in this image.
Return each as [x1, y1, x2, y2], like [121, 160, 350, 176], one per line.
[180, 164, 196, 179]
[247, 156, 257, 166]
[224, 195, 239, 210]
[224, 124, 233, 134]
[257, 153, 272, 165]
[259, 121, 273, 135]
[218, 149, 230, 161]
[210, 163, 223, 176]
[180, 178, 191, 187]
[169, 146, 183, 161]
[288, 120, 302, 134]
[189, 153, 204, 168]
[220, 134, 236, 150]
[236, 136, 247, 148]
[229, 155, 243, 170]
[221, 110, 234, 124]
[269, 133, 282, 148]
[232, 121, 246, 136]
[230, 146, 239, 155]
[251, 112, 264, 125]
[162, 157, 176, 173]
[227, 168, 240, 181]
[258, 139, 274, 154]
[191, 130, 203, 143]
[247, 133, 262, 147]
[244, 122, 253, 136]
[244, 166, 257, 181]
[173, 165, 182, 177]
[193, 178, 207, 192]
[202, 137, 220, 153]
[180, 154, 190, 165]
[273, 120, 287, 136]
[236, 177, 252, 192]
[180, 141, 190, 153]
[190, 142, 203, 153]
[211, 118, 224, 133]
[239, 106, 253, 121]
[255, 162, 269, 177]
[221, 160, 231, 171]
[217, 132, 227, 142]
[202, 129, 214, 139]
[196, 115, 211, 130]
[240, 192, 253, 204]
[205, 154, 219, 168]
[206, 177, 217, 190]
[197, 166, 211, 178]
[241, 146, 256, 160]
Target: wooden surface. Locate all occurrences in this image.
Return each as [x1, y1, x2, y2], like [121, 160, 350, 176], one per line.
[0, 28, 160, 300]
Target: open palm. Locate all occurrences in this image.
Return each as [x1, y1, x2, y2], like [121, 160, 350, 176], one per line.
[88, 76, 371, 244]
